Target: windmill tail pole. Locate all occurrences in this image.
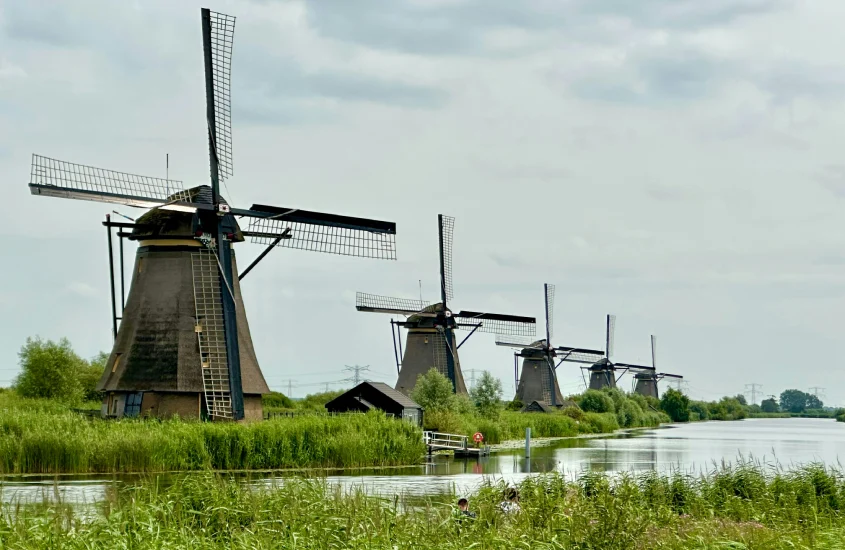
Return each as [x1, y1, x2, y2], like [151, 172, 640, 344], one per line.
[105, 214, 118, 340]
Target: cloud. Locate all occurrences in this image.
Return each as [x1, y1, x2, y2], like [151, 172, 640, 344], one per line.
[297, 0, 791, 56]
[815, 165, 845, 198]
[66, 282, 98, 297]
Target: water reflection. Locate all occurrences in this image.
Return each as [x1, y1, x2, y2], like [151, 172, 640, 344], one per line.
[3, 418, 844, 503]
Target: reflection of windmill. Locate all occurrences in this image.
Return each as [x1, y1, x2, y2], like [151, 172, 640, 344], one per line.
[28, 9, 397, 421]
[631, 335, 683, 399]
[496, 284, 604, 407]
[356, 215, 536, 395]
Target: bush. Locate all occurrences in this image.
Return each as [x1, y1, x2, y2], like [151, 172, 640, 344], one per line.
[262, 392, 294, 410]
[297, 390, 345, 412]
[580, 390, 615, 413]
[470, 371, 503, 420]
[411, 369, 454, 412]
[505, 398, 524, 411]
[660, 388, 690, 422]
[562, 406, 585, 422]
[14, 337, 86, 404]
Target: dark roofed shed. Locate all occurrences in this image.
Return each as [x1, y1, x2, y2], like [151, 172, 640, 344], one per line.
[326, 382, 423, 426]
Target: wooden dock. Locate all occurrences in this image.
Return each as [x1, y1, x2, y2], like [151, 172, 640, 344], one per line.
[423, 431, 491, 457]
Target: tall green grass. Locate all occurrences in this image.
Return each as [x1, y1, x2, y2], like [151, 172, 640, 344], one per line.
[0, 393, 424, 474]
[4, 463, 845, 548]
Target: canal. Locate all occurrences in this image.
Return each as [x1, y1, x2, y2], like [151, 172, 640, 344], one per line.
[3, 418, 844, 503]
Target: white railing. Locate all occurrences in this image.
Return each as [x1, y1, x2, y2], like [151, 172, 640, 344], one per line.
[423, 431, 468, 451]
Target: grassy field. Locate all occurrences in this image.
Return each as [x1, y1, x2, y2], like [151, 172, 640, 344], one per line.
[0, 393, 424, 474]
[4, 463, 845, 548]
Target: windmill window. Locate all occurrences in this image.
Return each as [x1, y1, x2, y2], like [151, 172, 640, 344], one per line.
[110, 394, 118, 416]
[111, 353, 123, 373]
[124, 392, 143, 418]
[138, 258, 144, 273]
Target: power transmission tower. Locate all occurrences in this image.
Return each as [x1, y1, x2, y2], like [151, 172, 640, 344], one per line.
[745, 383, 763, 405]
[672, 379, 688, 392]
[809, 386, 826, 399]
[343, 365, 370, 386]
[465, 369, 481, 391]
[323, 382, 332, 392]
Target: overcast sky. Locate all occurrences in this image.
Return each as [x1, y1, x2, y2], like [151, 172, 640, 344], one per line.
[2, 0, 845, 405]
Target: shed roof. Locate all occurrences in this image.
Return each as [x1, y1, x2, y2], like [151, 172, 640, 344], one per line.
[326, 381, 422, 410]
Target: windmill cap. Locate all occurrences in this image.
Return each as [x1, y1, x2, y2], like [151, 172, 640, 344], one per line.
[131, 185, 244, 242]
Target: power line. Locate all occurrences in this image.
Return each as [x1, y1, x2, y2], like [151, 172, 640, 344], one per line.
[745, 383, 763, 405]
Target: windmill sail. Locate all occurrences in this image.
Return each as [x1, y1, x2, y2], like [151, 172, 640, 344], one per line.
[29, 155, 196, 211]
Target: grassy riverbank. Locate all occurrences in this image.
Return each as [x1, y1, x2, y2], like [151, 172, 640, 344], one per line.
[0, 393, 423, 474]
[5, 464, 845, 548]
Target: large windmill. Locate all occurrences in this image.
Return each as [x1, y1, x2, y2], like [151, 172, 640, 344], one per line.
[495, 284, 604, 407]
[27, 8, 397, 421]
[355, 215, 536, 395]
[631, 335, 683, 399]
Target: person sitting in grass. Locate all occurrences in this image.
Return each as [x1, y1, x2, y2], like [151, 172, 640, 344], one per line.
[457, 497, 476, 519]
[499, 488, 521, 514]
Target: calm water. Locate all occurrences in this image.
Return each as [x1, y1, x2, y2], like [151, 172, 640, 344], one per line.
[4, 418, 844, 503]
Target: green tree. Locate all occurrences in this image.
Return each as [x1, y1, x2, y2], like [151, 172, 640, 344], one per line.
[761, 398, 779, 413]
[807, 394, 824, 410]
[79, 351, 108, 402]
[411, 369, 454, 412]
[470, 371, 503, 420]
[580, 389, 615, 413]
[734, 394, 748, 406]
[660, 388, 690, 422]
[14, 337, 85, 403]
[780, 389, 812, 413]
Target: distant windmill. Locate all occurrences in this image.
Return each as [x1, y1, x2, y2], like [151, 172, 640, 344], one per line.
[584, 315, 657, 391]
[356, 215, 536, 395]
[631, 335, 683, 399]
[27, 8, 397, 421]
[496, 284, 604, 407]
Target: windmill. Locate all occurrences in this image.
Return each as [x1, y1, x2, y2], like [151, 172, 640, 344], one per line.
[584, 315, 656, 391]
[27, 8, 397, 422]
[355, 215, 536, 395]
[495, 284, 605, 408]
[631, 335, 683, 399]
[586, 315, 618, 390]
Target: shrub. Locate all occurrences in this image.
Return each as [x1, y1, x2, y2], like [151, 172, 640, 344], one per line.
[580, 390, 615, 413]
[660, 388, 690, 422]
[562, 406, 585, 422]
[470, 371, 503, 420]
[14, 337, 85, 404]
[411, 369, 454, 412]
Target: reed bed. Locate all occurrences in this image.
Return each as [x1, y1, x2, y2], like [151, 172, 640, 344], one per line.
[3, 463, 845, 548]
[0, 394, 424, 474]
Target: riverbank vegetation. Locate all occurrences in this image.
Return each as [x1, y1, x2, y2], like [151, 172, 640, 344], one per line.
[0, 392, 423, 474]
[5, 463, 845, 548]
[411, 370, 670, 444]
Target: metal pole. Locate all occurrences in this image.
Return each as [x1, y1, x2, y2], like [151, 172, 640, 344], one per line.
[390, 320, 401, 375]
[106, 214, 118, 340]
[119, 231, 126, 312]
[238, 234, 284, 280]
[525, 427, 531, 458]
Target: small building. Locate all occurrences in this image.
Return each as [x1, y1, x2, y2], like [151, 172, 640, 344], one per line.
[521, 399, 579, 413]
[522, 400, 555, 413]
[325, 381, 423, 426]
